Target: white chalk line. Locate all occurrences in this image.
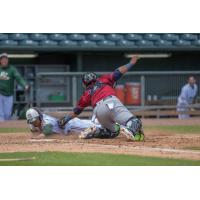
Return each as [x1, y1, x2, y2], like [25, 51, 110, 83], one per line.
[29, 139, 57, 142]
[27, 139, 200, 156]
[81, 143, 200, 155]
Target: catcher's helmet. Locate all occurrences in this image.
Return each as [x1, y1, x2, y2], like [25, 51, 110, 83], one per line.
[26, 107, 43, 124]
[82, 72, 97, 86]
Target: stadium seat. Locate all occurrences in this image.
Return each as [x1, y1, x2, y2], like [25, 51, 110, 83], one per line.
[49, 34, 67, 41]
[19, 40, 39, 46]
[191, 40, 200, 46]
[97, 40, 116, 46]
[68, 34, 85, 41]
[124, 34, 143, 41]
[174, 40, 191, 46]
[116, 40, 135, 46]
[59, 40, 78, 46]
[30, 33, 47, 41]
[9, 33, 28, 41]
[136, 40, 154, 46]
[155, 40, 172, 46]
[0, 34, 8, 40]
[181, 34, 198, 41]
[0, 40, 18, 46]
[144, 34, 160, 41]
[0, 33, 200, 50]
[79, 40, 97, 47]
[40, 40, 58, 46]
[87, 34, 105, 41]
[106, 34, 124, 41]
[162, 34, 179, 41]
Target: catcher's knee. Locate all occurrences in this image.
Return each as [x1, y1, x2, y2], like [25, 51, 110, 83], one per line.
[125, 117, 143, 134]
[108, 123, 120, 138]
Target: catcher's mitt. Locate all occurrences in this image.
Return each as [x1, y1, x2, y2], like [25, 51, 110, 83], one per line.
[58, 115, 73, 128]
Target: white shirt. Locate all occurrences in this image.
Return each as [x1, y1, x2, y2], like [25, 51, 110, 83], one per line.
[178, 83, 198, 104]
[29, 114, 98, 135]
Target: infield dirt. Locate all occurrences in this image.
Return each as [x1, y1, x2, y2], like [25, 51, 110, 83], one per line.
[0, 118, 200, 161]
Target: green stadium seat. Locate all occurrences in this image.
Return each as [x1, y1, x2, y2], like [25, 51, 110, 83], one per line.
[30, 33, 47, 41]
[40, 40, 58, 46]
[136, 40, 154, 46]
[19, 40, 39, 46]
[87, 34, 105, 41]
[106, 34, 124, 41]
[79, 40, 96, 47]
[162, 34, 179, 41]
[191, 40, 200, 46]
[59, 40, 78, 46]
[174, 40, 191, 46]
[0, 40, 18, 46]
[49, 34, 67, 41]
[125, 34, 142, 41]
[144, 34, 160, 41]
[155, 40, 172, 46]
[68, 34, 85, 41]
[9, 33, 28, 41]
[97, 40, 115, 46]
[117, 40, 135, 46]
[181, 34, 198, 41]
[0, 34, 8, 40]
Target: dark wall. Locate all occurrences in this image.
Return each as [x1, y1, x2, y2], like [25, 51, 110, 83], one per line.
[8, 51, 200, 72]
[81, 52, 200, 72]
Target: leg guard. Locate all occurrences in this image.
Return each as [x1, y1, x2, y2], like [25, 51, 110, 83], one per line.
[126, 117, 143, 135]
[120, 117, 144, 141]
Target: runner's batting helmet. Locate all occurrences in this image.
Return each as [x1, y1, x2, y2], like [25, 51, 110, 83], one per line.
[26, 107, 43, 124]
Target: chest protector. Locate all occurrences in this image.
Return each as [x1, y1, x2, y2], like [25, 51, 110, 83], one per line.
[88, 81, 113, 96]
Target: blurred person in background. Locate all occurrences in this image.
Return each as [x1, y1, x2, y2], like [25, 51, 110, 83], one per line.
[177, 76, 198, 119]
[0, 53, 29, 121]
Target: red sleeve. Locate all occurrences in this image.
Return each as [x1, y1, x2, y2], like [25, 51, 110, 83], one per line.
[73, 91, 91, 115]
[100, 73, 116, 85]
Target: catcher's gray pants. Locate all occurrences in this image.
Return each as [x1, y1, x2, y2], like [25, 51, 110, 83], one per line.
[93, 96, 134, 133]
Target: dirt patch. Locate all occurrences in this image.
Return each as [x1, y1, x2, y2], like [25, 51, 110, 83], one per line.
[0, 119, 200, 161]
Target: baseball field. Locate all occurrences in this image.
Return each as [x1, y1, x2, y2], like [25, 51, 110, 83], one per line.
[0, 118, 200, 166]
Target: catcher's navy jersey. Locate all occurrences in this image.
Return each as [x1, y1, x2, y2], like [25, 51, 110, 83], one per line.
[74, 70, 122, 114]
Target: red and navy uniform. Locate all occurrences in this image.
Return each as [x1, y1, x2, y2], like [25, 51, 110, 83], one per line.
[73, 70, 122, 115]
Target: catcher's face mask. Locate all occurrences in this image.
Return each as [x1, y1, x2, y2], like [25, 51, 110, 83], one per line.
[82, 72, 97, 87]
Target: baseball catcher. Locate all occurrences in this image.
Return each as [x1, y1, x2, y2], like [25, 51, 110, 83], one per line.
[58, 56, 144, 141]
[26, 107, 107, 138]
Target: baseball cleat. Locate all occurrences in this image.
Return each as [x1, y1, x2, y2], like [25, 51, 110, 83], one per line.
[120, 126, 134, 140]
[120, 126, 144, 141]
[79, 126, 97, 139]
[139, 129, 145, 141]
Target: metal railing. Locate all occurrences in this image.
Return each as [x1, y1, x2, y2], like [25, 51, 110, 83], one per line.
[36, 71, 200, 110]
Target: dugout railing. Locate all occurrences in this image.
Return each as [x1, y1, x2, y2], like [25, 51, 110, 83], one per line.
[36, 71, 200, 118]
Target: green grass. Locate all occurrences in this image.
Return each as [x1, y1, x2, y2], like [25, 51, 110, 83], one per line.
[1, 125, 200, 134]
[146, 125, 200, 134]
[0, 152, 199, 166]
[0, 127, 28, 133]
